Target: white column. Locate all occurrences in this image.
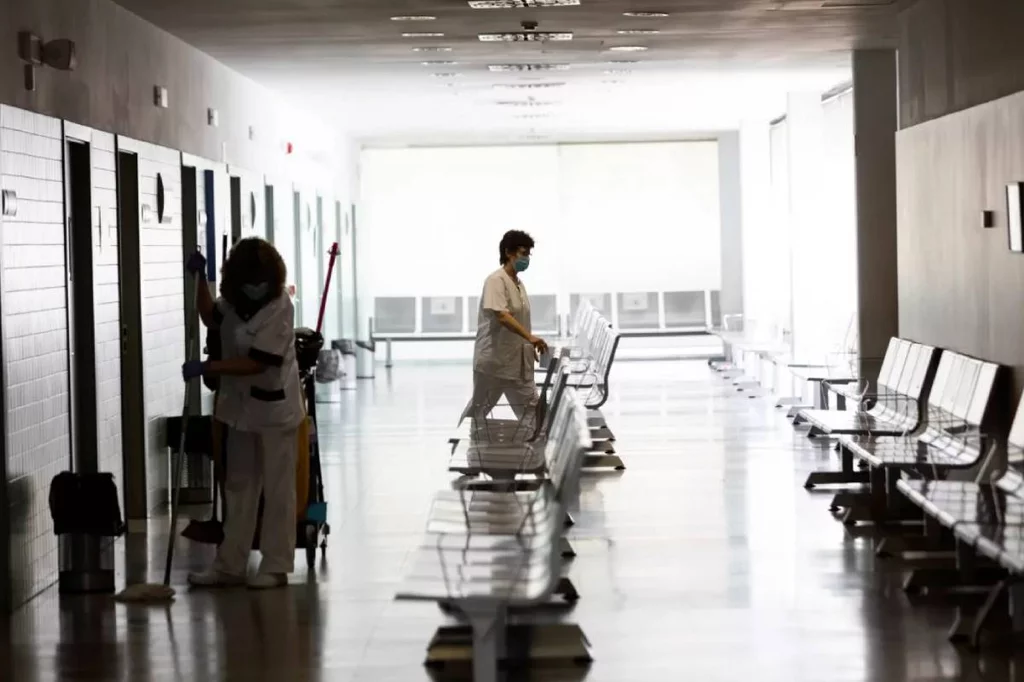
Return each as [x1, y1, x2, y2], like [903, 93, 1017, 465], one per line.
[785, 92, 826, 360]
[738, 119, 772, 332]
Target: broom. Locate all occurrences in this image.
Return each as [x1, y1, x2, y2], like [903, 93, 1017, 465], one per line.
[114, 269, 201, 604]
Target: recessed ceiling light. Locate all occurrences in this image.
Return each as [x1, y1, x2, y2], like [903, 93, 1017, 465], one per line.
[479, 32, 574, 41]
[489, 63, 571, 72]
[608, 45, 648, 52]
[403, 32, 445, 38]
[616, 29, 659, 35]
[494, 82, 566, 89]
[421, 60, 459, 66]
[413, 46, 453, 52]
[391, 15, 437, 21]
[623, 11, 669, 17]
[469, 0, 580, 8]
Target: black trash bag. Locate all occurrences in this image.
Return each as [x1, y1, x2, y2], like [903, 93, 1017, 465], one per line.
[163, 414, 214, 456]
[49, 472, 125, 537]
[295, 327, 324, 374]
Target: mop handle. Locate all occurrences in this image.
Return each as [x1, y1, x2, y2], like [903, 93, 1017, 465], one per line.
[164, 269, 201, 586]
[315, 242, 340, 335]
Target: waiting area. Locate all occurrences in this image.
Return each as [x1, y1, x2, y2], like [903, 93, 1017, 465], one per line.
[716, 331, 1024, 655]
[8, 340, 1024, 679]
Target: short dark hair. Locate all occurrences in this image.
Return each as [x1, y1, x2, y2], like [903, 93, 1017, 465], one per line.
[498, 230, 535, 265]
[220, 237, 287, 306]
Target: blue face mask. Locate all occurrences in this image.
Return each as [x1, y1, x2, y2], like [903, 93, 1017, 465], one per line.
[513, 256, 530, 273]
[241, 282, 269, 300]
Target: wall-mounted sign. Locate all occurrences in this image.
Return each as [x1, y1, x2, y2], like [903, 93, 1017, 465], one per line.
[621, 293, 648, 312]
[430, 297, 457, 315]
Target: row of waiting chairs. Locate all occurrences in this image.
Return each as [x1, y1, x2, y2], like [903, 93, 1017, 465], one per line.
[790, 337, 1024, 647]
[392, 305, 627, 678]
[542, 301, 623, 470]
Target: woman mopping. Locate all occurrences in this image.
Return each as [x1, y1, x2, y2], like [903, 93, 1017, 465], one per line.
[183, 238, 304, 589]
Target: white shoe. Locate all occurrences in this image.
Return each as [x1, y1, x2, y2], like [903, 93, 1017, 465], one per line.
[247, 573, 288, 590]
[187, 570, 245, 588]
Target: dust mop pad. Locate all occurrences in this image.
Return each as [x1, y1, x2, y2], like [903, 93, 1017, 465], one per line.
[114, 583, 176, 603]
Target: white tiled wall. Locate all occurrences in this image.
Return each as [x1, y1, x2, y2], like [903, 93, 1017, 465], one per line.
[296, 189, 320, 329]
[90, 130, 124, 485]
[0, 105, 72, 606]
[121, 138, 184, 511]
[232, 166, 266, 241]
[269, 178, 297, 321]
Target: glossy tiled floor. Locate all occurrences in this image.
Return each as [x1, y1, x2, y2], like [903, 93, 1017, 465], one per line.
[5, 360, 1024, 681]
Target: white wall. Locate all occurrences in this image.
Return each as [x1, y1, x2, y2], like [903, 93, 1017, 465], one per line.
[739, 88, 859, 361]
[359, 141, 722, 338]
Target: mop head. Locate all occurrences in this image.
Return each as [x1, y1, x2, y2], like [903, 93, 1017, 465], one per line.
[114, 583, 176, 604]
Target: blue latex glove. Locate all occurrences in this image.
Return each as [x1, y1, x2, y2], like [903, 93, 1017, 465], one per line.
[185, 250, 206, 275]
[182, 360, 206, 381]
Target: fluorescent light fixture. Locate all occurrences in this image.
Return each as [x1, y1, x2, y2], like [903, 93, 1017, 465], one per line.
[608, 45, 648, 52]
[495, 98, 555, 106]
[479, 32, 574, 41]
[402, 32, 445, 38]
[432, 72, 462, 77]
[413, 46, 453, 52]
[488, 63, 570, 72]
[616, 29, 659, 35]
[602, 79, 623, 84]
[391, 15, 437, 20]
[604, 69, 632, 75]
[421, 60, 458, 66]
[623, 11, 669, 17]
[469, 0, 580, 7]
[493, 82, 566, 89]
[607, 59, 640, 64]
[516, 113, 551, 118]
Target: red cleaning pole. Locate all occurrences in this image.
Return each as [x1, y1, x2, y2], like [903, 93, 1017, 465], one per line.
[315, 243, 340, 335]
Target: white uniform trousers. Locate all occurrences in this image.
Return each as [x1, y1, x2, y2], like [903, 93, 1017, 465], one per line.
[461, 371, 539, 427]
[213, 425, 299, 576]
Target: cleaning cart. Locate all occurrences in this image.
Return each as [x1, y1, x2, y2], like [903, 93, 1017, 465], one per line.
[294, 241, 340, 568]
[181, 243, 340, 571]
[294, 326, 330, 568]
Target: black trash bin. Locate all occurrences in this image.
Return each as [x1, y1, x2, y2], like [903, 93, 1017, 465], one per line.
[164, 415, 214, 505]
[49, 472, 125, 595]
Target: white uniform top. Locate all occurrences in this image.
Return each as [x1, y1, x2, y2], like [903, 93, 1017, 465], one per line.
[472, 267, 534, 382]
[212, 292, 305, 433]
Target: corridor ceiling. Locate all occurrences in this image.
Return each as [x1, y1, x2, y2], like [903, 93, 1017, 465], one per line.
[113, 0, 903, 144]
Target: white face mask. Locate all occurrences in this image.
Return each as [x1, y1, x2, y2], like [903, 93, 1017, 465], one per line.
[241, 282, 269, 300]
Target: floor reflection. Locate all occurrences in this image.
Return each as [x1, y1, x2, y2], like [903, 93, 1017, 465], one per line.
[6, 360, 1024, 680]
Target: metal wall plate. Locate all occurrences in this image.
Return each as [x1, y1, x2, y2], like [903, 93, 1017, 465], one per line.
[1, 189, 16, 217]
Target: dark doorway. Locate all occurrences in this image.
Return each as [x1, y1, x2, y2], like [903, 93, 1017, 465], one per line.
[116, 150, 147, 522]
[230, 176, 242, 244]
[180, 166, 201, 417]
[65, 140, 97, 474]
[265, 184, 275, 243]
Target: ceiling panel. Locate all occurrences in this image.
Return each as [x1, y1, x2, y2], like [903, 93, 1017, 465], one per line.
[113, 0, 902, 142]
